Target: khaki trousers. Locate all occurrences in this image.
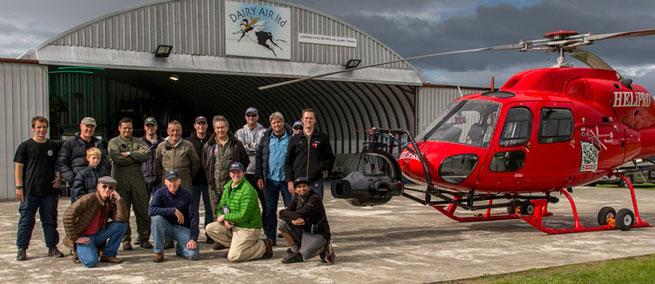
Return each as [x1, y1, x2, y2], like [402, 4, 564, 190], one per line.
[206, 221, 265, 262]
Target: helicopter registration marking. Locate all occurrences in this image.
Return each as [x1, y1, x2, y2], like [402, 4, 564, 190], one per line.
[613, 91, 652, 107]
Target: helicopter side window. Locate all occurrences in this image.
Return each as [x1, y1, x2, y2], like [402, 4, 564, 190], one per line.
[499, 107, 532, 147]
[539, 108, 573, 144]
[489, 151, 525, 172]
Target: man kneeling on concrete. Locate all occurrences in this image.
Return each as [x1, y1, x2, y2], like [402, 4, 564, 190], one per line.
[278, 177, 332, 264]
[206, 162, 273, 262]
[149, 170, 199, 262]
[63, 176, 129, 268]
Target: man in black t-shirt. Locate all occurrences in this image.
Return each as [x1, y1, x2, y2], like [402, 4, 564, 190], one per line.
[14, 116, 65, 261]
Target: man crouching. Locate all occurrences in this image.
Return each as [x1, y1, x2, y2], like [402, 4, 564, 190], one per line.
[206, 162, 273, 262]
[63, 176, 128, 268]
[278, 177, 332, 264]
[149, 169, 199, 262]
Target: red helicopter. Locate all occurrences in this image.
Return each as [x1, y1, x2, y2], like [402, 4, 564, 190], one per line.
[261, 29, 655, 234]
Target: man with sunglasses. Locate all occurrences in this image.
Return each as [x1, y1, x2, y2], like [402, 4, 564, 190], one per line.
[141, 117, 163, 198]
[63, 176, 129, 268]
[235, 107, 267, 221]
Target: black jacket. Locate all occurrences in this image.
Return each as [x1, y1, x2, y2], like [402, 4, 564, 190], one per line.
[280, 190, 331, 242]
[70, 165, 110, 203]
[57, 132, 109, 184]
[201, 132, 250, 190]
[284, 129, 334, 183]
[186, 133, 209, 186]
[140, 136, 163, 185]
[255, 125, 293, 185]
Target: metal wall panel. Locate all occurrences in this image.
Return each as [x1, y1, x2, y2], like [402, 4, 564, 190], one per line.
[0, 62, 49, 200]
[417, 85, 488, 133]
[39, 0, 411, 70]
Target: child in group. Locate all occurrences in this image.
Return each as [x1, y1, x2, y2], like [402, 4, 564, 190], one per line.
[70, 147, 109, 203]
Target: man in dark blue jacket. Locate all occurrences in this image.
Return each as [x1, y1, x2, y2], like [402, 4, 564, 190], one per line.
[149, 170, 199, 262]
[58, 117, 109, 186]
[255, 111, 293, 245]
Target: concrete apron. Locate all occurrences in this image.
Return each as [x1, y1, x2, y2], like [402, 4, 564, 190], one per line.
[1, 185, 654, 283]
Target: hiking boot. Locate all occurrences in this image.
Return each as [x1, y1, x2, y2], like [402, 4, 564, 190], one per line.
[163, 240, 174, 249]
[100, 254, 123, 263]
[212, 243, 226, 250]
[48, 247, 65, 258]
[140, 241, 153, 249]
[122, 241, 133, 251]
[153, 253, 164, 263]
[16, 249, 27, 261]
[262, 239, 273, 259]
[281, 251, 303, 264]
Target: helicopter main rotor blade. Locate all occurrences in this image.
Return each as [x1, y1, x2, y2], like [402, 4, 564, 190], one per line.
[570, 48, 614, 71]
[258, 44, 522, 91]
[587, 29, 655, 42]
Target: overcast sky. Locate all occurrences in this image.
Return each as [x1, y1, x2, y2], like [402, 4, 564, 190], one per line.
[2, 0, 654, 90]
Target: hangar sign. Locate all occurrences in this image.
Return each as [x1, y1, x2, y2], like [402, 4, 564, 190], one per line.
[225, 1, 291, 60]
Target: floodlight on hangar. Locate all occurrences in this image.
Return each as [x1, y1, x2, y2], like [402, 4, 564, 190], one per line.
[155, 45, 173, 58]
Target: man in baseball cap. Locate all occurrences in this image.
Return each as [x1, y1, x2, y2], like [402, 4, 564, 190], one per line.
[149, 169, 200, 262]
[205, 161, 273, 262]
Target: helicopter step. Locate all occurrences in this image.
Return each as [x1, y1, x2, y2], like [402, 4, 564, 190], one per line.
[519, 174, 650, 234]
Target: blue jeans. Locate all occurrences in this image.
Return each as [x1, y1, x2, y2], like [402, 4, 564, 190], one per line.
[311, 179, 324, 199]
[17, 194, 59, 249]
[151, 216, 199, 260]
[76, 222, 128, 268]
[264, 179, 292, 240]
[192, 184, 214, 228]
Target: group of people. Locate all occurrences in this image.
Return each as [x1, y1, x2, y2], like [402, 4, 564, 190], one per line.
[14, 107, 335, 268]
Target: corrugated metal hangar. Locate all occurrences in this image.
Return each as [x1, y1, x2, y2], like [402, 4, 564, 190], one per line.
[1, 0, 487, 200]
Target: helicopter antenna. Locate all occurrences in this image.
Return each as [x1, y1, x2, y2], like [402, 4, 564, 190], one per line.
[457, 86, 464, 98]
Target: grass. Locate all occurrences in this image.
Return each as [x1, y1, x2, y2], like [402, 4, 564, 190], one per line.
[440, 254, 655, 284]
[592, 183, 655, 190]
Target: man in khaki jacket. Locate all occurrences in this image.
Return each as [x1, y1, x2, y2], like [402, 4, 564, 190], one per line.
[63, 176, 129, 268]
[156, 120, 200, 190]
[108, 117, 152, 250]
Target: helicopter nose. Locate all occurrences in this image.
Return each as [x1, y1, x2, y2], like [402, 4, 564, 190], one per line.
[399, 142, 482, 186]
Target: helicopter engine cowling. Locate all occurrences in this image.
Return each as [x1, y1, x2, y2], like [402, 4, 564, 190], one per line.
[331, 171, 403, 206]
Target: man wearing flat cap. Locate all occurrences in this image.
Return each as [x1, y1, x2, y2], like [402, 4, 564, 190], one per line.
[205, 162, 272, 262]
[63, 176, 129, 268]
[278, 177, 332, 264]
[149, 170, 200, 262]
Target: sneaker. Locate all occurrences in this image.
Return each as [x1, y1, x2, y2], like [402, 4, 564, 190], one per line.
[140, 241, 153, 249]
[262, 239, 273, 259]
[48, 247, 65, 258]
[154, 253, 164, 263]
[100, 254, 123, 263]
[212, 243, 227, 250]
[122, 241, 133, 251]
[281, 251, 303, 264]
[320, 244, 335, 264]
[16, 249, 27, 261]
[163, 240, 174, 249]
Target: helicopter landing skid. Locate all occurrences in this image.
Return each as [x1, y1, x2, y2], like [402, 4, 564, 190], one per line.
[432, 199, 553, 222]
[519, 178, 650, 234]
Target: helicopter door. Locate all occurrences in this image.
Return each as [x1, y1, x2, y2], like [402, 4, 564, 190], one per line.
[477, 103, 534, 192]
[524, 103, 577, 189]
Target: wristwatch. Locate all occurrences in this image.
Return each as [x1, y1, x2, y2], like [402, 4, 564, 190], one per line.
[16, 185, 23, 190]
[127, 151, 131, 156]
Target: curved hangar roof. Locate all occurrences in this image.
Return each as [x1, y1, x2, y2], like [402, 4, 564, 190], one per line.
[20, 0, 423, 154]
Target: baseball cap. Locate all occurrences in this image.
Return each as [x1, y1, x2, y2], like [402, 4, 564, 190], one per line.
[293, 177, 310, 187]
[194, 116, 207, 124]
[245, 107, 259, 116]
[229, 162, 245, 172]
[81, 117, 97, 126]
[144, 117, 157, 126]
[98, 176, 117, 185]
[292, 120, 303, 129]
[165, 169, 180, 180]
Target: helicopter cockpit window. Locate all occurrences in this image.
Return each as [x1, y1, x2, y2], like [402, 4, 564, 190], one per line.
[539, 108, 573, 144]
[423, 100, 501, 148]
[499, 107, 532, 147]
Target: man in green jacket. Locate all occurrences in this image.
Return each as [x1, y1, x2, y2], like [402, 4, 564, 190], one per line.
[205, 162, 272, 262]
[108, 117, 152, 250]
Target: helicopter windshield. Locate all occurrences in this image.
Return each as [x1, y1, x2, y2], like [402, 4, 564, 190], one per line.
[421, 100, 501, 148]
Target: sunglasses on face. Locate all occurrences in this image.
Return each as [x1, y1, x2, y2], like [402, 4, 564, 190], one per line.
[246, 114, 258, 117]
[101, 184, 116, 190]
[294, 127, 302, 130]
